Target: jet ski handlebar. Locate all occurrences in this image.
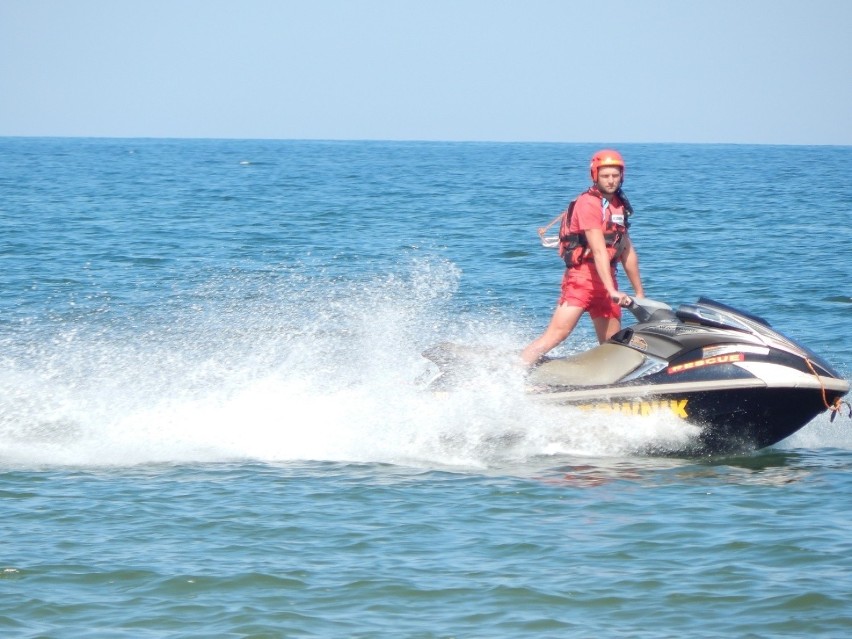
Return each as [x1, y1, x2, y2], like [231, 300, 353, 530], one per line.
[625, 297, 676, 324]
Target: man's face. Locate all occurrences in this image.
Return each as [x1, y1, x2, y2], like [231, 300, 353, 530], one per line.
[596, 167, 623, 195]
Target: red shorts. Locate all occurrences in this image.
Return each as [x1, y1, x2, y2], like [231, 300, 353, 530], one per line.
[558, 268, 621, 320]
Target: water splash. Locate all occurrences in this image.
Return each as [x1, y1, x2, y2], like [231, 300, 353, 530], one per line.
[2, 259, 838, 469]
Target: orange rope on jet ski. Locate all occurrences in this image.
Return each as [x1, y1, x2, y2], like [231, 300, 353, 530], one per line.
[805, 358, 852, 422]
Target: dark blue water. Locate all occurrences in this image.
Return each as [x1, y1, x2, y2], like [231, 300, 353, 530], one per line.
[1, 138, 851, 637]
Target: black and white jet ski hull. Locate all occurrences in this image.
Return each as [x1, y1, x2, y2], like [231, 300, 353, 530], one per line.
[422, 297, 850, 455]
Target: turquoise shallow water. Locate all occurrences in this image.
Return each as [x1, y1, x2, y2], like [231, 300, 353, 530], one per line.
[1, 138, 851, 637]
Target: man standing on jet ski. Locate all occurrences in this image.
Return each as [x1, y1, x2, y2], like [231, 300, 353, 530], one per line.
[521, 149, 645, 365]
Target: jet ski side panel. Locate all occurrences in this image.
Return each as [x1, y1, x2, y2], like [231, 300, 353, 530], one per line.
[684, 385, 845, 453]
[539, 383, 846, 455]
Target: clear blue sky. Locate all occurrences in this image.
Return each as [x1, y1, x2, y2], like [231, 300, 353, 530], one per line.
[2, 0, 850, 144]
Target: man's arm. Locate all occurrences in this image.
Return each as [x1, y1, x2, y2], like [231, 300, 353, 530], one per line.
[620, 238, 644, 298]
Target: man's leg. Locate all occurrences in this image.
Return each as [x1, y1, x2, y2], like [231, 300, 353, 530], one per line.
[521, 303, 584, 365]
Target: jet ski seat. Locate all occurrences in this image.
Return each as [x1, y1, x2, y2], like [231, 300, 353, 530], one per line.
[527, 342, 646, 387]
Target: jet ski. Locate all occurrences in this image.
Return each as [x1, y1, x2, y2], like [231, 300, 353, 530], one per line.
[422, 297, 850, 455]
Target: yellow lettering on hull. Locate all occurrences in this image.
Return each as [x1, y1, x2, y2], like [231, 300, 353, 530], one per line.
[577, 399, 689, 419]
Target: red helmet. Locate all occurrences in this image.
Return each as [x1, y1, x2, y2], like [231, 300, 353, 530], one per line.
[590, 149, 625, 182]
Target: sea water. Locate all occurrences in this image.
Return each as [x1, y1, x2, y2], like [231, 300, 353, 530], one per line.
[1, 138, 850, 637]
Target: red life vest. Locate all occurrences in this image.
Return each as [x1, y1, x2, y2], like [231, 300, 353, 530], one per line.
[558, 187, 633, 269]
